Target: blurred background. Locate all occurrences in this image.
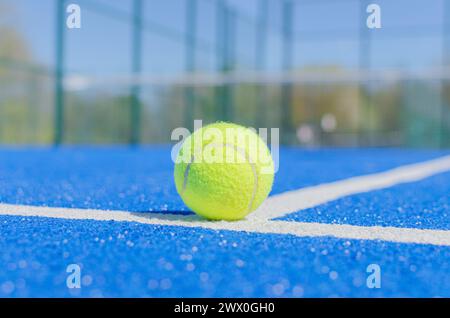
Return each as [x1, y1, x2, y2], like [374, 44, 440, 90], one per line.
[0, 0, 449, 147]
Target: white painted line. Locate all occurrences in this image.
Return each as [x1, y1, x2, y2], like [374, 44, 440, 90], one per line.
[250, 155, 450, 221]
[1, 155, 449, 246]
[1, 204, 450, 246]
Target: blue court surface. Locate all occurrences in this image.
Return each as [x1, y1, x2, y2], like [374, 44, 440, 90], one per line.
[0, 147, 449, 297]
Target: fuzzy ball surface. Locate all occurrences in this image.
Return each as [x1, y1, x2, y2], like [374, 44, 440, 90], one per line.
[174, 122, 275, 221]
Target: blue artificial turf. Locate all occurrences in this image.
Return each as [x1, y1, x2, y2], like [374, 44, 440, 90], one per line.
[0, 147, 449, 298]
[278, 171, 450, 230]
[0, 214, 449, 298]
[0, 147, 448, 213]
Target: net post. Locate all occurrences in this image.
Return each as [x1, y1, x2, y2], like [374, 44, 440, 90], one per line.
[255, 0, 268, 129]
[281, 0, 294, 144]
[130, 0, 143, 145]
[54, 0, 66, 145]
[184, 0, 197, 131]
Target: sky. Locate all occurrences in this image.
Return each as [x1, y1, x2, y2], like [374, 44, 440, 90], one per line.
[2, 0, 447, 78]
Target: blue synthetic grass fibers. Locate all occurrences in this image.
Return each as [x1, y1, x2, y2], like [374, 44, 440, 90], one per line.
[0, 215, 449, 298]
[279, 170, 450, 230]
[0, 147, 448, 213]
[0, 147, 449, 297]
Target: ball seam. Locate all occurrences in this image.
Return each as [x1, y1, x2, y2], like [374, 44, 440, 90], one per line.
[180, 142, 259, 214]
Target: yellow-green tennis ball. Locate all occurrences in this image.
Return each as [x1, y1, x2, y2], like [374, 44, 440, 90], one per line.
[174, 122, 274, 221]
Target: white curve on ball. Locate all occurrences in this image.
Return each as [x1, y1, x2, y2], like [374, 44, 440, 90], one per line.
[181, 142, 258, 213]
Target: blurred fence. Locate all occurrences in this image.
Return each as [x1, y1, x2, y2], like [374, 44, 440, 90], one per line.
[0, 0, 449, 147]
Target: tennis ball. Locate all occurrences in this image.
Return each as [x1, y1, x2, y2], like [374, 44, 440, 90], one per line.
[174, 122, 274, 221]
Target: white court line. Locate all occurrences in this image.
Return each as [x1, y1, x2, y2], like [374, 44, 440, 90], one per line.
[1, 204, 450, 246]
[0, 154, 450, 246]
[250, 154, 450, 221]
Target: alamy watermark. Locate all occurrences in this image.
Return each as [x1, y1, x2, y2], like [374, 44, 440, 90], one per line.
[66, 4, 81, 29]
[171, 120, 279, 175]
[66, 263, 81, 289]
[366, 4, 381, 29]
[366, 264, 381, 289]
